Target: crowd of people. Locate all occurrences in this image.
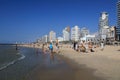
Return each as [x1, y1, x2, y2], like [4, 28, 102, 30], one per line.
[39, 39, 106, 54]
[72, 40, 105, 53]
[41, 39, 60, 54]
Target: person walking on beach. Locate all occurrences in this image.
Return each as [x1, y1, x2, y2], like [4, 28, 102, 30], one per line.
[73, 41, 76, 50]
[75, 42, 79, 51]
[15, 44, 18, 50]
[42, 44, 45, 53]
[55, 39, 60, 53]
[100, 41, 104, 51]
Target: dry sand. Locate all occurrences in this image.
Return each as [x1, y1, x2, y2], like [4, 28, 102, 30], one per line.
[59, 45, 120, 80]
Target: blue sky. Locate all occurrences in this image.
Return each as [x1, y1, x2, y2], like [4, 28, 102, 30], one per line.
[0, 0, 118, 43]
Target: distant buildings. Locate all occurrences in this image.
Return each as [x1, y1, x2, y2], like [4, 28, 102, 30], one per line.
[117, 1, 120, 41]
[71, 25, 80, 41]
[38, 25, 116, 43]
[81, 27, 89, 37]
[63, 27, 70, 41]
[107, 26, 116, 41]
[57, 37, 63, 42]
[80, 34, 96, 42]
[41, 35, 49, 43]
[44, 35, 49, 43]
[66, 26, 70, 32]
[37, 4, 120, 43]
[37, 35, 49, 43]
[49, 31, 56, 42]
[98, 12, 117, 41]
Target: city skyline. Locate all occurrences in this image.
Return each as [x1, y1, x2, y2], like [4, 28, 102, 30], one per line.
[0, 0, 118, 43]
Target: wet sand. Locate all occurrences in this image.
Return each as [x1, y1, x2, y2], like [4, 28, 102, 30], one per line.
[24, 53, 105, 80]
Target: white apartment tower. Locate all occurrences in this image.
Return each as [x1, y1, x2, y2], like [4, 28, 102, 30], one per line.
[41, 35, 48, 43]
[49, 31, 56, 42]
[99, 12, 109, 40]
[71, 25, 80, 41]
[63, 27, 70, 41]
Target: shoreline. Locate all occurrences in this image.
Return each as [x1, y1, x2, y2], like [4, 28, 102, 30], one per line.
[19, 44, 120, 80]
[21, 46, 105, 80]
[0, 46, 105, 80]
[0, 53, 25, 71]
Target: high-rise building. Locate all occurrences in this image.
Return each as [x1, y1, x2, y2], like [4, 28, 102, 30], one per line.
[66, 26, 70, 32]
[81, 27, 89, 37]
[41, 35, 49, 43]
[99, 12, 109, 40]
[44, 35, 49, 43]
[49, 31, 56, 42]
[71, 25, 80, 41]
[99, 12, 109, 29]
[117, 1, 120, 41]
[63, 27, 70, 41]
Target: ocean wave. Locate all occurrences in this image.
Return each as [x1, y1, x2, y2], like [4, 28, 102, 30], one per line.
[0, 53, 25, 71]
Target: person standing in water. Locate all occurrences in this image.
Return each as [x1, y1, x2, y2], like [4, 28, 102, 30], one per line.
[15, 44, 18, 50]
[42, 44, 45, 53]
[49, 43, 53, 53]
[55, 39, 59, 53]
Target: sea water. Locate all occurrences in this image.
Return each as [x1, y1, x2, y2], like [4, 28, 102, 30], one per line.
[0, 45, 25, 70]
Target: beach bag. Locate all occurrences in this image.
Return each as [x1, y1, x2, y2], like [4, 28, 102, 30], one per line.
[90, 49, 94, 52]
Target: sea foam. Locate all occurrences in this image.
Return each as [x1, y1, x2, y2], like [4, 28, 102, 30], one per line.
[0, 53, 25, 71]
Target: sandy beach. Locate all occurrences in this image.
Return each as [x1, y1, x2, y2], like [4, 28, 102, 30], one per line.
[58, 45, 120, 80]
[0, 45, 106, 80]
[19, 43, 120, 80]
